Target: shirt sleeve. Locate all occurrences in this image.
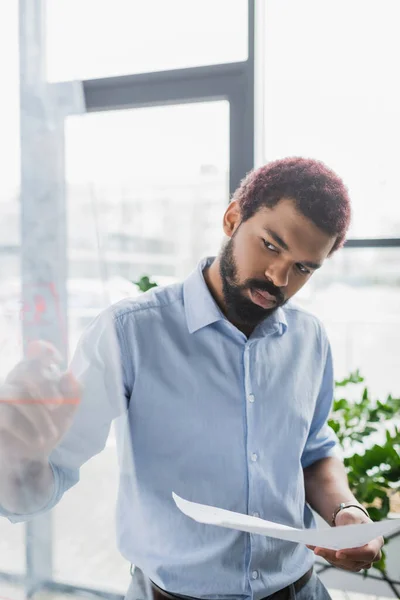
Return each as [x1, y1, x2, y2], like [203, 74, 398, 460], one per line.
[1, 307, 129, 523]
[301, 339, 340, 469]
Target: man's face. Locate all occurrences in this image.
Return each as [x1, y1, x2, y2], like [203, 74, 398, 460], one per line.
[219, 198, 336, 329]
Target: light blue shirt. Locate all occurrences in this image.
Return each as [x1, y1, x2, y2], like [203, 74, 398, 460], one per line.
[4, 257, 338, 600]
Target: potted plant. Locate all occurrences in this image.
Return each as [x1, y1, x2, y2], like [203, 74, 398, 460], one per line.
[328, 371, 400, 594]
[134, 276, 158, 293]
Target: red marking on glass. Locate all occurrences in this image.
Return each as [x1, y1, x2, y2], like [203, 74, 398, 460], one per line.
[0, 398, 80, 405]
[33, 294, 47, 324]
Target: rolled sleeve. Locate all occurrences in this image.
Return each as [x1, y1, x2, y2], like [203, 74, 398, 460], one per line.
[0, 462, 68, 523]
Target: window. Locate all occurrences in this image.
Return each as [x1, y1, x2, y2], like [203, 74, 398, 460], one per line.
[263, 0, 400, 238]
[0, 0, 25, 581]
[296, 247, 400, 398]
[66, 101, 229, 349]
[46, 0, 248, 82]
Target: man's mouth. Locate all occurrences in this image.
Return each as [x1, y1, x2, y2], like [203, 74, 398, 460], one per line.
[248, 288, 278, 309]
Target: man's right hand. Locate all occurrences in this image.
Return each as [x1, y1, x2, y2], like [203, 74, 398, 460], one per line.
[0, 340, 80, 470]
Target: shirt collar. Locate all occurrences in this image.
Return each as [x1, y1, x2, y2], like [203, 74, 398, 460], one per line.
[183, 257, 288, 336]
[183, 257, 226, 334]
[255, 305, 288, 337]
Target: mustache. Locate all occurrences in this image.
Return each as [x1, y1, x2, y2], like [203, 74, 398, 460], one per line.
[242, 278, 285, 305]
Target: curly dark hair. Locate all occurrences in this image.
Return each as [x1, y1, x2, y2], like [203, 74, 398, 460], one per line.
[233, 157, 351, 253]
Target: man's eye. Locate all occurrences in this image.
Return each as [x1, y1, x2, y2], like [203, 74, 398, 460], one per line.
[263, 240, 278, 252]
[296, 264, 310, 275]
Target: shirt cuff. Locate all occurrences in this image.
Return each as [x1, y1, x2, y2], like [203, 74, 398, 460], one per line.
[301, 444, 341, 469]
[0, 461, 61, 523]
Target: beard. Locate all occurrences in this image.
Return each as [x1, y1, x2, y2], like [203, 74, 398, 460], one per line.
[219, 236, 286, 329]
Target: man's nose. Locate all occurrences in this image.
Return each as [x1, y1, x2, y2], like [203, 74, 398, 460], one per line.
[264, 261, 290, 289]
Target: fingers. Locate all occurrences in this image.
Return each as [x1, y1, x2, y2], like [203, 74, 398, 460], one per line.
[5, 348, 65, 407]
[13, 399, 60, 440]
[27, 340, 63, 366]
[314, 549, 365, 572]
[6, 359, 51, 392]
[54, 372, 81, 424]
[313, 548, 337, 562]
[0, 343, 81, 460]
[0, 385, 45, 446]
[336, 540, 383, 563]
[311, 544, 381, 572]
[0, 382, 59, 438]
[58, 372, 81, 401]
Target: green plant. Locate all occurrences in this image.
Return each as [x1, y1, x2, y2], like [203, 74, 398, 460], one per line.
[329, 370, 400, 573]
[134, 275, 158, 293]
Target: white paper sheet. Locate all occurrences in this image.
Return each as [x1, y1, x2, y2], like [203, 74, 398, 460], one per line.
[173, 493, 400, 551]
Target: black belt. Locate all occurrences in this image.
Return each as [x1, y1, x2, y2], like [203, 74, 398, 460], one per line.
[150, 566, 313, 600]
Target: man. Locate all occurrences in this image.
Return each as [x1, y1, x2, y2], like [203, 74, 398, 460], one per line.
[0, 157, 383, 600]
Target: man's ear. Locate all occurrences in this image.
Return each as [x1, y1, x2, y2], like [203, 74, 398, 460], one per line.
[223, 201, 241, 238]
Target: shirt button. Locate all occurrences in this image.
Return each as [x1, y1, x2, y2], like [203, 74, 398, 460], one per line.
[251, 453, 258, 462]
[251, 570, 259, 580]
[248, 393, 255, 403]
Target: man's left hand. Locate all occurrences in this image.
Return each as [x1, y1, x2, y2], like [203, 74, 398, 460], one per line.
[307, 507, 384, 572]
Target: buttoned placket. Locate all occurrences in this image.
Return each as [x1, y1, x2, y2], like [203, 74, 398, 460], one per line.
[243, 341, 265, 595]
